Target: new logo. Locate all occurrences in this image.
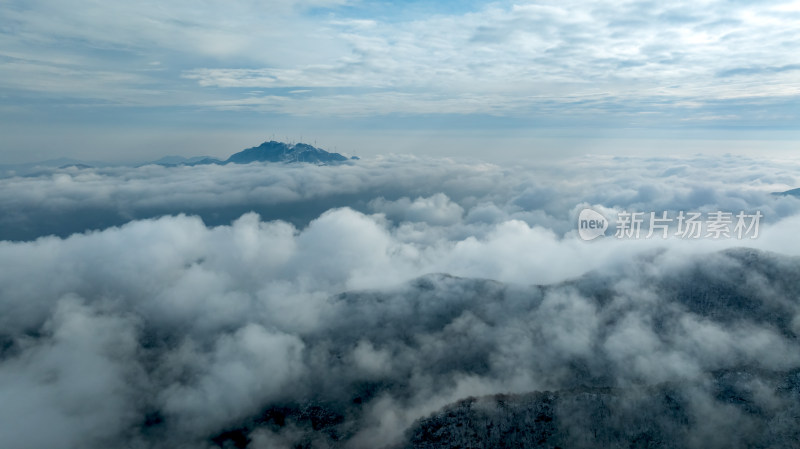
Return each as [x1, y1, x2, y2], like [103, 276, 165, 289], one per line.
[578, 208, 608, 241]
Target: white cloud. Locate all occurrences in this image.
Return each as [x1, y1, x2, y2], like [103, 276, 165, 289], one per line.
[3, 153, 799, 243]
[3, 0, 799, 119]
[370, 193, 464, 226]
[1, 203, 799, 447]
[179, 0, 800, 116]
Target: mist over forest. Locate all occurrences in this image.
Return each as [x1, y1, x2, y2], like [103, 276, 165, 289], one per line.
[1, 153, 800, 448]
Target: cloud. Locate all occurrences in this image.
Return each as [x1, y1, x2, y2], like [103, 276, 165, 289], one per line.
[2, 153, 799, 242]
[369, 193, 464, 226]
[1, 155, 800, 447]
[0, 298, 143, 449]
[3, 0, 800, 124]
[717, 63, 800, 78]
[177, 0, 800, 119]
[160, 323, 305, 436]
[0, 0, 351, 109]
[1, 209, 800, 447]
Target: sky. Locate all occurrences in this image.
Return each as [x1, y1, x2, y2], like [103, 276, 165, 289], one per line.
[1, 0, 799, 163]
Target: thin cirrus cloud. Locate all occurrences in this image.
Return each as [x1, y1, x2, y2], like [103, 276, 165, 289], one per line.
[2, 0, 799, 122]
[180, 0, 800, 118]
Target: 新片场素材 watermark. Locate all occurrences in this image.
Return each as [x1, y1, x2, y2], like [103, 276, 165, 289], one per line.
[578, 208, 762, 241]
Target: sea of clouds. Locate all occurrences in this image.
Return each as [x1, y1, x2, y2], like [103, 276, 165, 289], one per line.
[1, 154, 800, 448]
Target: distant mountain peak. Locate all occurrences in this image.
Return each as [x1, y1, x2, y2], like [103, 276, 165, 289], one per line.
[224, 141, 350, 165]
[142, 140, 355, 167]
[775, 187, 800, 197]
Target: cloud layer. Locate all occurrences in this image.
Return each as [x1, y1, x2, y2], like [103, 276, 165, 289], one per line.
[3, 0, 800, 128]
[1, 155, 800, 447]
[1, 211, 800, 448]
[2, 153, 800, 242]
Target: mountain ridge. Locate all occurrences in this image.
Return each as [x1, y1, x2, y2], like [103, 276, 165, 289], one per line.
[0, 141, 355, 177]
[223, 140, 352, 165]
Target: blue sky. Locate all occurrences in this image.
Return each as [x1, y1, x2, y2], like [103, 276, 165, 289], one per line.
[1, 0, 799, 162]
